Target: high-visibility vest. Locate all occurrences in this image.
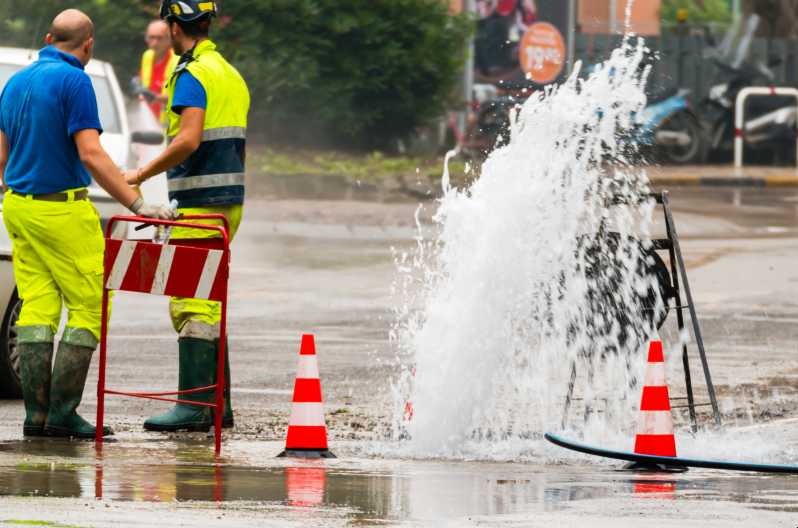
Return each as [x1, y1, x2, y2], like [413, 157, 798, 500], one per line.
[165, 39, 250, 208]
[140, 49, 179, 94]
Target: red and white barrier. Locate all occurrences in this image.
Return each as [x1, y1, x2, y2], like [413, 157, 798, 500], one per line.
[104, 239, 226, 300]
[97, 214, 231, 456]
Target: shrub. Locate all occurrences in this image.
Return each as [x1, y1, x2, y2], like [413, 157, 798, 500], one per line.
[661, 0, 733, 28]
[0, 0, 473, 150]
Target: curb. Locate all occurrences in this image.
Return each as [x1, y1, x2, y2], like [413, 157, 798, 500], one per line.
[650, 175, 798, 187]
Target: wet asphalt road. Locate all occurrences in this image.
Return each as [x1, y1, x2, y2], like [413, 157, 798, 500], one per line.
[3, 180, 798, 525]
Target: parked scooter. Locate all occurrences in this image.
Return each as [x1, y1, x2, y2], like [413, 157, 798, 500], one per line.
[636, 85, 705, 164]
[702, 60, 796, 164]
[701, 15, 797, 163]
[590, 59, 706, 165]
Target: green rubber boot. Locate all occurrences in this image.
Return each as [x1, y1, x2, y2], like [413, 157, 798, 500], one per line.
[213, 338, 234, 429]
[44, 336, 113, 439]
[17, 337, 53, 437]
[143, 337, 215, 432]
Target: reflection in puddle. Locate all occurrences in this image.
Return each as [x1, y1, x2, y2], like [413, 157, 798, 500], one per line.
[1, 440, 798, 521]
[631, 475, 677, 499]
[285, 465, 326, 507]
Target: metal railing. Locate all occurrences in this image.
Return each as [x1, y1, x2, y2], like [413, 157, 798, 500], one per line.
[733, 86, 798, 168]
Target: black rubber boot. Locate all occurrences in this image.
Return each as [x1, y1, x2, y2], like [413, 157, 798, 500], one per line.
[143, 338, 215, 432]
[213, 338, 234, 429]
[44, 341, 113, 439]
[18, 341, 52, 437]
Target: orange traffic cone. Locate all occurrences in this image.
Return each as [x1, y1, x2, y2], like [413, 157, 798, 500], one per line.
[633, 340, 677, 458]
[278, 335, 336, 458]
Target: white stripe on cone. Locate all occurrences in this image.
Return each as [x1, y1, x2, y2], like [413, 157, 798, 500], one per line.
[637, 410, 675, 435]
[297, 356, 320, 379]
[643, 362, 666, 387]
[288, 402, 327, 427]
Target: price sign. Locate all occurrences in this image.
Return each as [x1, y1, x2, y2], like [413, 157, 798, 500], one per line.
[519, 22, 566, 85]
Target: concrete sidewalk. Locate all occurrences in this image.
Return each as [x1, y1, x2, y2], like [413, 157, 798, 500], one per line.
[648, 165, 798, 187]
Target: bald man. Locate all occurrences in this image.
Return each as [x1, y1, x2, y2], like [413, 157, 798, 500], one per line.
[0, 9, 176, 439]
[140, 20, 179, 120]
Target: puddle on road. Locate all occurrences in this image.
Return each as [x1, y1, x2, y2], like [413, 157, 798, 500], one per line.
[1, 440, 797, 521]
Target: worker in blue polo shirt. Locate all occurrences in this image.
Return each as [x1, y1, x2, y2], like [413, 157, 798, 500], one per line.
[0, 9, 177, 439]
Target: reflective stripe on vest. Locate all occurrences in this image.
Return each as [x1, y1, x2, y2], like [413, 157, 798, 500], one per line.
[202, 126, 246, 141]
[168, 172, 245, 192]
[165, 39, 250, 208]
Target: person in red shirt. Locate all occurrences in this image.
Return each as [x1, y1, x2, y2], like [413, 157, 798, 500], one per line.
[139, 20, 179, 121]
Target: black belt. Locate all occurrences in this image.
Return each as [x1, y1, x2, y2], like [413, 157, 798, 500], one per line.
[11, 189, 89, 202]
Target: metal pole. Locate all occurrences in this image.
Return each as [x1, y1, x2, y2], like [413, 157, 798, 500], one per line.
[664, 210, 698, 432]
[567, 0, 577, 74]
[459, 0, 477, 144]
[662, 193, 722, 427]
[95, 285, 110, 445]
[609, 0, 617, 34]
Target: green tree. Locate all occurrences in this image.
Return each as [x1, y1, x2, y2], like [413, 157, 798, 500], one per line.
[0, 0, 472, 149]
[661, 0, 733, 26]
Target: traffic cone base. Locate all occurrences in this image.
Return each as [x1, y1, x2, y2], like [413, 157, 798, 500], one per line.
[277, 448, 337, 459]
[278, 335, 335, 458]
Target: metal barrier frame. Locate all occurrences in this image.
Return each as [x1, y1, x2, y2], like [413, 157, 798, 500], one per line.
[96, 214, 231, 455]
[562, 192, 722, 432]
[734, 86, 798, 169]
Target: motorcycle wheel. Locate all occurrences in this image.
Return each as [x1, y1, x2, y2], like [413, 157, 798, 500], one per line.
[657, 111, 705, 165]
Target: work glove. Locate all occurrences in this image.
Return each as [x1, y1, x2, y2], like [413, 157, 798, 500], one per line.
[129, 198, 179, 220]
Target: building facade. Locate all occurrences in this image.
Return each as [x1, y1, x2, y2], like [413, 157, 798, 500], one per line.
[578, 0, 662, 36]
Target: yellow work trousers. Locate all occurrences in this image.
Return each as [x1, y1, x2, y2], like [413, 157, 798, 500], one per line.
[2, 190, 105, 346]
[169, 205, 242, 335]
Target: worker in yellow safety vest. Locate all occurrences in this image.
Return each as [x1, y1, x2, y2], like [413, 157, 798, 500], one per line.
[124, 0, 249, 433]
[139, 20, 179, 121]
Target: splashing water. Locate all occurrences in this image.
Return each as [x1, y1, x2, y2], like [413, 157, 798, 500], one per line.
[390, 38, 668, 459]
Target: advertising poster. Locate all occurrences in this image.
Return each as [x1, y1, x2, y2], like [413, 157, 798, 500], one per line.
[475, 0, 573, 86]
